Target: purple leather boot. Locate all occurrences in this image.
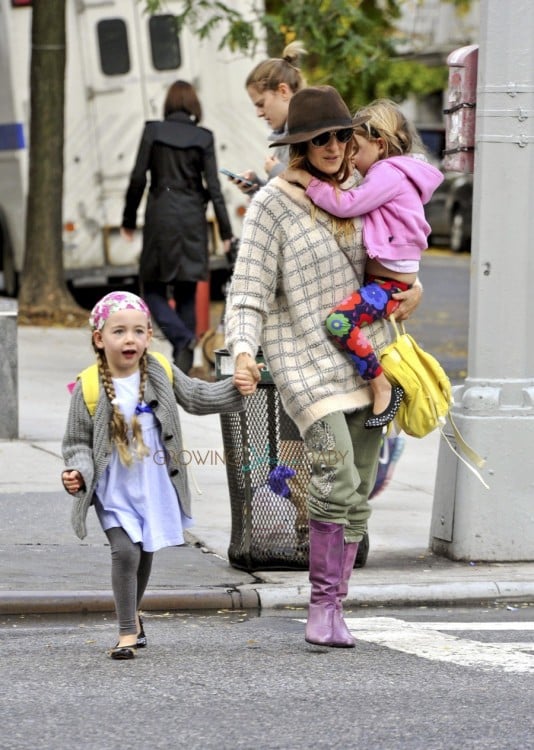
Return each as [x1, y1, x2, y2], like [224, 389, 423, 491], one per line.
[332, 542, 359, 647]
[305, 520, 346, 647]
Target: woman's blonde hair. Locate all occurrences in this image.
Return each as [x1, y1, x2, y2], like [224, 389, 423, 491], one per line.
[245, 41, 307, 94]
[353, 99, 425, 160]
[93, 345, 151, 467]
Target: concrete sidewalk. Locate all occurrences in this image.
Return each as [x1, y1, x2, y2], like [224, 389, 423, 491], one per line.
[1, 324, 533, 615]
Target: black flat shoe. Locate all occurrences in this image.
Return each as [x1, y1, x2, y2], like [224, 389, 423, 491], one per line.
[364, 385, 404, 429]
[108, 643, 137, 660]
[137, 615, 147, 649]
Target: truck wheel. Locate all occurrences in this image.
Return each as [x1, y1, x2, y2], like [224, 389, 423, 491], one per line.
[0, 211, 17, 296]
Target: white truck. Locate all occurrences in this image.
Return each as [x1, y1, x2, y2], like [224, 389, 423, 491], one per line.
[0, 0, 268, 296]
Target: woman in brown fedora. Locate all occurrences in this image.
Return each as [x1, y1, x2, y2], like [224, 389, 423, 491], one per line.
[225, 86, 422, 648]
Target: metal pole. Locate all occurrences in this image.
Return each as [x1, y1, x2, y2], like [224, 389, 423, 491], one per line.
[431, 0, 534, 560]
[0, 298, 18, 439]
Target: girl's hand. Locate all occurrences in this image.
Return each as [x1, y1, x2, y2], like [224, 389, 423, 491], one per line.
[233, 353, 264, 396]
[62, 469, 85, 495]
[392, 280, 423, 321]
[264, 154, 280, 177]
[281, 168, 312, 189]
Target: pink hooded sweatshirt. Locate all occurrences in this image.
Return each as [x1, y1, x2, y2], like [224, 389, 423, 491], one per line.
[305, 155, 443, 267]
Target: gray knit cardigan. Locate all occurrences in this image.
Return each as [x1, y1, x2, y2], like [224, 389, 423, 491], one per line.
[62, 355, 244, 539]
[225, 177, 390, 436]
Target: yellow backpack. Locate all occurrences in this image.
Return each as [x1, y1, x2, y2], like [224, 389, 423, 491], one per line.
[380, 317, 488, 487]
[380, 318, 451, 439]
[77, 351, 173, 417]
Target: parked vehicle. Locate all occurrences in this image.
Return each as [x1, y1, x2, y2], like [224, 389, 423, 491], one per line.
[0, 0, 267, 296]
[425, 170, 473, 252]
[417, 125, 473, 252]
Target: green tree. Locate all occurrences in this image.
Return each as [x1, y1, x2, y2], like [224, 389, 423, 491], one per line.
[18, 0, 83, 323]
[143, 0, 450, 109]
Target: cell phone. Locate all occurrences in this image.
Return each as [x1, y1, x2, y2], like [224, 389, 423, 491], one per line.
[219, 168, 254, 187]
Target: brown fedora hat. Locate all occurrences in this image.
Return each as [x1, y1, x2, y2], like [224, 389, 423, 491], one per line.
[270, 85, 368, 147]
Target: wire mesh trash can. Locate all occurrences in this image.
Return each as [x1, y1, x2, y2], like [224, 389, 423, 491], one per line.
[216, 349, 370, 571]
[216, 348, 311, 571]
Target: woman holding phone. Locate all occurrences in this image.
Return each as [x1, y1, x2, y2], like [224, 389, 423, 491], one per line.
[225, 41, 307, 194]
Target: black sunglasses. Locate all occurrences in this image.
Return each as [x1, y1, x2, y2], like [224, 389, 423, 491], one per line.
[310, 128, 354, 148]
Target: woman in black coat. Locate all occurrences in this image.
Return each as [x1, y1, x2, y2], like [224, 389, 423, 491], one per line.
[121, 81, 234, 372]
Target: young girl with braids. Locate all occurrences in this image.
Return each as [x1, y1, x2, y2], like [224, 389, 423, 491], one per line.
[61, 291, 246, 660]
[283, 98, 443, 429]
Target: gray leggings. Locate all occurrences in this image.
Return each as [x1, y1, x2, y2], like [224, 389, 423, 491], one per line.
[105, 527, 154, 635]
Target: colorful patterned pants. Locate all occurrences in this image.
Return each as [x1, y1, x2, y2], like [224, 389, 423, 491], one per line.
[325, 275, 412, 380]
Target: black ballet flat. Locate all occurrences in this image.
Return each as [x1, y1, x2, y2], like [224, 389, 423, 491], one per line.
[108, 643, 137, 660]
[364, 385, 404, 429]
[137, 615, 147, 649]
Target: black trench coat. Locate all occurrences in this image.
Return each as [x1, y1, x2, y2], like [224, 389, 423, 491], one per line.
[122, 111, 233, 283]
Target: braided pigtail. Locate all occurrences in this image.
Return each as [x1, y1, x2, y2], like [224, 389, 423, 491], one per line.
[94, 347, 134, 467]
[130, 352, 150, 461]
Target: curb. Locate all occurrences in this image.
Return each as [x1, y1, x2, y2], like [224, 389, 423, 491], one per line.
[3, 581, 534, 616]
[251, 580, 534, 610]
[0, 587, 261, 616]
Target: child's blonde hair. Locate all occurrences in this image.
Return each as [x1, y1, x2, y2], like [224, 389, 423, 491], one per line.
[93, 344, 151, 467]
[353, 99, 425, 160]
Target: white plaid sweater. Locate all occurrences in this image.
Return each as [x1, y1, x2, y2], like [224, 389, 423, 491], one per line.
[226, 178, 389, 435]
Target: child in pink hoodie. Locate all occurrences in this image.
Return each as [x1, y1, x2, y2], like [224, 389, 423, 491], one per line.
[283, 99, 443, 429]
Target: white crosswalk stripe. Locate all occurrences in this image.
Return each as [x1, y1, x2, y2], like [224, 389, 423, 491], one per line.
[298, 616, 534, 673]
[345, 617, 534, 673]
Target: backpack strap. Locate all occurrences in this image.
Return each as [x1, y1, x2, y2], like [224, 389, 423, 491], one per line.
[77, 364, 100, 417]
[148, 351, 173, 382]
[76, 351, 173, 417]
[440, 415, 489, 489]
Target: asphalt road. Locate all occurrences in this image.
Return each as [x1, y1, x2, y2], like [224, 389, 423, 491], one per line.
[2, 603, 533, 750]
[409, 249, 470, 382]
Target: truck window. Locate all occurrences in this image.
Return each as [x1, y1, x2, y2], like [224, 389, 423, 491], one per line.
[149, 15, 181, 71]
[417, 127, 446, 164]
[97, 18, 130, 76]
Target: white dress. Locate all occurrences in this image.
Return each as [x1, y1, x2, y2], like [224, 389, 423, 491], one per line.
[94, 371, 193, 552]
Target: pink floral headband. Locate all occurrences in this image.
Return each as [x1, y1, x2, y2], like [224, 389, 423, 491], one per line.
[89, 291, 151, 331]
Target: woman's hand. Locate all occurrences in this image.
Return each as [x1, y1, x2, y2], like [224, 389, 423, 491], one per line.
[231, 170, 258, 195]
[233, 353, 264, 396]
[281, 168, 312, 189]
[120, 227, 135, 242]
[62, 469, 85, 495]
[392, 279, 423, 321]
